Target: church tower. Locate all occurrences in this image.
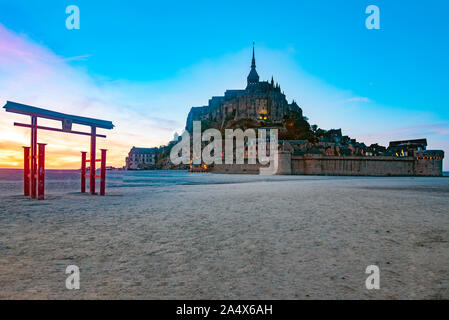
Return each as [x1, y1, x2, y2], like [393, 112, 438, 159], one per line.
[247, 42, 259, 85]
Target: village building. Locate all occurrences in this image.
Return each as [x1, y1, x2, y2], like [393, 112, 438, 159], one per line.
[125, 147, 157, 169]
[388, 138, 427, 156]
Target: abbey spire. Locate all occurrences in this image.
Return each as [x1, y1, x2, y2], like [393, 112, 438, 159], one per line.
[247, 42, 259, 85]
[251, 42, 256, 69]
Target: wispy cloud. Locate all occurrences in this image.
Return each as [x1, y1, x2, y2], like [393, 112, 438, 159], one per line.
[62, 54, 92, 62]
[363, 122, 449, 140]
[342, 97, 371, 103]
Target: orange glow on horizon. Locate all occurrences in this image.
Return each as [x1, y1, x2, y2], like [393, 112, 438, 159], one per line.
[0, 116, 167, 169]
[0, 139, 131, 169]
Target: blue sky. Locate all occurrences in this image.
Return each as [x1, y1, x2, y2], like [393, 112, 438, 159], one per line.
[0, 0, 448, 168]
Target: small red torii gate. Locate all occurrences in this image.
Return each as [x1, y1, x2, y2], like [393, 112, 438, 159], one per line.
[3, 101, 114, 199]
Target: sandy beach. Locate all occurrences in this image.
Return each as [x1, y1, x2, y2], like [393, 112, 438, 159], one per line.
[0, 170, 448, 299]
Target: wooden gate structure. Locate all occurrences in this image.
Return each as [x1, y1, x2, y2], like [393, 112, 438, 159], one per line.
[3, 101, 114, 199]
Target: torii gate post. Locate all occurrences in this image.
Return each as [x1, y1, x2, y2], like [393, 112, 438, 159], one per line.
[80, 127, 107, 195]
[81, 151, 87, 193]
[3, 101, 114, 199]
[37, 143, 46, 200]
[23, 146, 30, 196]
[90, 126, 96, 195]
[30, 115, 37, 198]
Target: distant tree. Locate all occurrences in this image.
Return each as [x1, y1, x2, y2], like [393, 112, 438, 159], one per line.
[282, 111, 316, 142]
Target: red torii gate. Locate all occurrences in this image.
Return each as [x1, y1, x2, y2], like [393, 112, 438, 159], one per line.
[3, 101, 114, 199]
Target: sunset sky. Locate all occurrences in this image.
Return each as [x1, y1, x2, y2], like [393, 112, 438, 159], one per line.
[0, 0, 448, 169]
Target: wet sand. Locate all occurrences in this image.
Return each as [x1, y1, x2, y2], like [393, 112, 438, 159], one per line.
[0, 171, 448, 299]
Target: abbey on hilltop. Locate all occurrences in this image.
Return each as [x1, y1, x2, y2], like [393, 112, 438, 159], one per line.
[180, 44, 444, 176]
[185, 43, 303, 133]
